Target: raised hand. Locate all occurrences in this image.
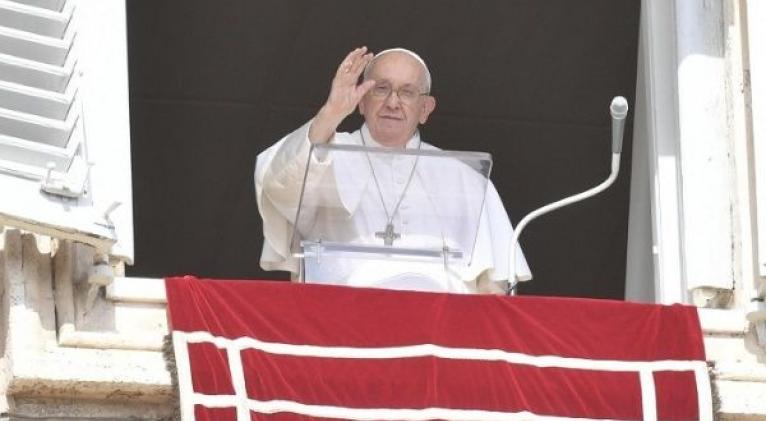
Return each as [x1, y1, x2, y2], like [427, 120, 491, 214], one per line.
[326, 47, 376, 118]
[309, 47, 375, 144]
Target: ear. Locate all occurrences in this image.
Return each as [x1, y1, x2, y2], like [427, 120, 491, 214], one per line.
[418, 96, 436, 124]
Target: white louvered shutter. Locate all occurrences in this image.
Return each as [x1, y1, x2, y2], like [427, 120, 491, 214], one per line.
[0, 0, 133, 261]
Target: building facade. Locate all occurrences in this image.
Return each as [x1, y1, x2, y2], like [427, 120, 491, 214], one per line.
[0, 0, 764, 419]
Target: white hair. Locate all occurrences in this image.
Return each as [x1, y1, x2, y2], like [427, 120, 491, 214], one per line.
[362, 48, 432, 93]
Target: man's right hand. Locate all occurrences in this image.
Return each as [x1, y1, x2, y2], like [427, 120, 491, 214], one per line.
[308, 47, 375, 144]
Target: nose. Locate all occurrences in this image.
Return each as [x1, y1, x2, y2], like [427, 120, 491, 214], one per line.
[384, 90, 402, 108]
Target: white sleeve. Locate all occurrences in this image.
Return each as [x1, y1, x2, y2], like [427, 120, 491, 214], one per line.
[474, 181, 532, 283]
[254, 120, 332, 274]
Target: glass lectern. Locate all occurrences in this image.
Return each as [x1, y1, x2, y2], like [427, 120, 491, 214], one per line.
[290, 143, 492, 293]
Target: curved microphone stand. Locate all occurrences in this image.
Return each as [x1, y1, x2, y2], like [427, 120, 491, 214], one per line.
[507, 96, 629, 295]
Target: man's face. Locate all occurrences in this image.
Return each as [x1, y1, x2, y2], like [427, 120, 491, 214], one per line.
[359, 52, 436, 147]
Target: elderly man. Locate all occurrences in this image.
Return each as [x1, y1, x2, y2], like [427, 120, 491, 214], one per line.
[255, 47, 530, 293]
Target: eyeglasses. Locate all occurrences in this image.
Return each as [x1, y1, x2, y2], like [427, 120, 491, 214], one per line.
[368, 83, 428, 103]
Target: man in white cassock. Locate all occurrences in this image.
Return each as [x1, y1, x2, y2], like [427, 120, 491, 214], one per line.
[255, 47, 530, 294]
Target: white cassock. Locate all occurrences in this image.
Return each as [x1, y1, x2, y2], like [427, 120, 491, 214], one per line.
[254, 120, 531, 293]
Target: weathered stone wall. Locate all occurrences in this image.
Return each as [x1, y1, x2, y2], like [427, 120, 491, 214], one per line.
[0, 228, 172, 420]
[700, 309, 766, 420]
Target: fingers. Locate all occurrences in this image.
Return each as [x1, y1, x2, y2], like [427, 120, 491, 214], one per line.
[354, 79, 376, 101]
[336, 47, 365, 75]
[322, 48, 376, 121]
[336, 47, 373, 79]
[350, 51, 373, 76]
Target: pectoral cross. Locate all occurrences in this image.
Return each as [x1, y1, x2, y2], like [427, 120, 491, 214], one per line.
[375, 223, 401, 246]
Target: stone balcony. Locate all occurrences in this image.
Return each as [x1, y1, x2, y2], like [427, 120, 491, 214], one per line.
[1, 228, 765, 420]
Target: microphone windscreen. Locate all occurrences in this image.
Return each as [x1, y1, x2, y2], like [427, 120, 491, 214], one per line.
[610, 96, 629, 119]
[610, 96, 628, 154]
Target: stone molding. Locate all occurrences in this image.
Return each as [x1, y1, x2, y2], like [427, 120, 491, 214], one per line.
[0, 228, 172, 419]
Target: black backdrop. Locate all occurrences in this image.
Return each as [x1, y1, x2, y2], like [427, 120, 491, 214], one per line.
[126, 0, 641, 299]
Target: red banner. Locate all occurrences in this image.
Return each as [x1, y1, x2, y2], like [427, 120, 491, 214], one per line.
[165, 276, 711, 421]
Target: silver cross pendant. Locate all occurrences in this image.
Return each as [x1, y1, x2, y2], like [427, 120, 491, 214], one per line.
[375, 223, 401, 246]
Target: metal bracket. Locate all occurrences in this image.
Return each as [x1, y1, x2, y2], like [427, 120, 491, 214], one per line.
[40, 160, 90, 199]
[95, 201, 122, 229]
[746, 298, 766, 349]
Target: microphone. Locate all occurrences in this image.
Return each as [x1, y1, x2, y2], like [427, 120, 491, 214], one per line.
[610, 96, 628, 154]
[507, 95, 629, 294]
